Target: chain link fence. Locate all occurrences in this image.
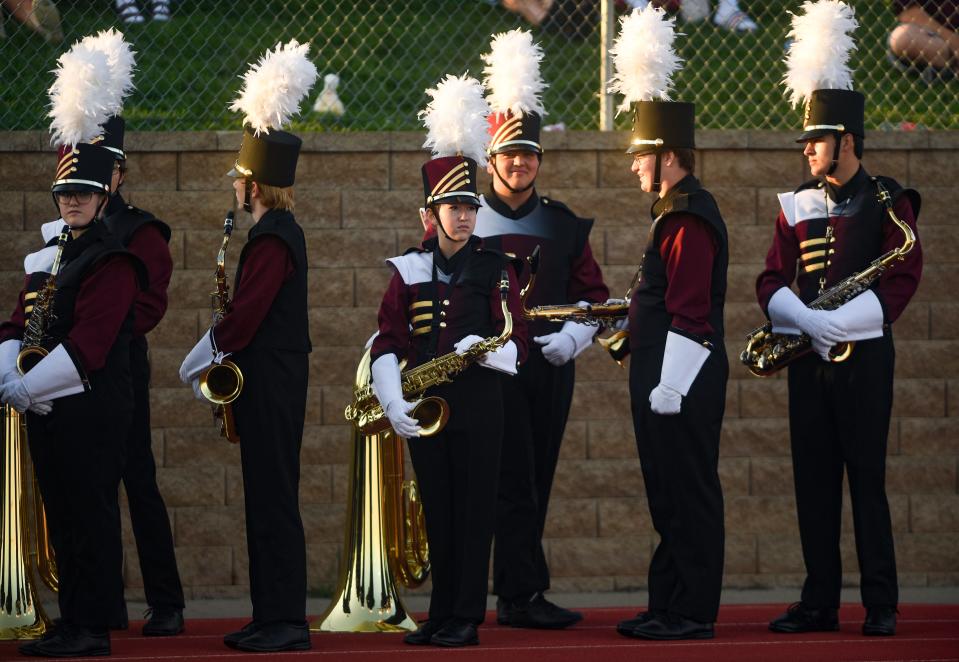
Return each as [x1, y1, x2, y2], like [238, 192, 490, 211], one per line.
[1, 0, 956, 132]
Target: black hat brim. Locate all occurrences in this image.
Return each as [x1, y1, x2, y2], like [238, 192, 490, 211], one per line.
[431, 194, 482, 207]
[796, 128, 838, 142]
[52, 182, 108, 194]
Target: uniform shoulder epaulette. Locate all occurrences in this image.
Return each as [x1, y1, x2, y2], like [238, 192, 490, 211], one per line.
[402, 245, 429, 256]
[474, 245, 525, 275]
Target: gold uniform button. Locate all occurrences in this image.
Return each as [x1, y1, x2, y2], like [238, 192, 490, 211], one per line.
[442, 299, 450, 306]
[440, 311, 446, 317]
[439, 322, 447, 328]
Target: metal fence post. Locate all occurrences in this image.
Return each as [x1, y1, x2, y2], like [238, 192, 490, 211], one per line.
[599, 0, 615, 131]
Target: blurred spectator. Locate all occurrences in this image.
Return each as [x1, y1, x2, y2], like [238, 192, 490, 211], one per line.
[889, 1, 958, 82]
[115, 0, 171, 24]
[1, 0, 62, 42]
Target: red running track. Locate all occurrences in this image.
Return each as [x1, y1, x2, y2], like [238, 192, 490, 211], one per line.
[1, 604, 957, 661]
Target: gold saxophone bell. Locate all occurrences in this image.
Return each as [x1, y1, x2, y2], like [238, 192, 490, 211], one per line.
[0, 405, 54, 640]
[410, 396, 449, 438]
[15, 347, 48, 377]
[198, 361, 243, 444]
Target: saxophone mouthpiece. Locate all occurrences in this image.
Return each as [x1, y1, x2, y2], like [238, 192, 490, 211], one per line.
[528, 245, 540, 275]
[500, 269, 510, 298]
[224, 210, 235, 236]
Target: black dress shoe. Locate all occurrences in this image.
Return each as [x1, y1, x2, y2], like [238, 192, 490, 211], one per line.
[18, 625, 110, 657]
[496, 597, 513, 625]
[142, 607, 184, 636]
[769, 602, 839, 633]
[616, 609, 666, 634]
[863, 606, 897, 636]
[430, 620, 479, 647]
[224, 621, 259, 649]
[618, 613, 714, 640]
[508, 593, 583, 629]
[403, 620, 444, 645]
[235, 621, 311, 652]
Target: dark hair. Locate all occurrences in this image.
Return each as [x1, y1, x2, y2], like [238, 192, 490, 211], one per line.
[673, 148, 696, 175]
[852, 133, 863, 159]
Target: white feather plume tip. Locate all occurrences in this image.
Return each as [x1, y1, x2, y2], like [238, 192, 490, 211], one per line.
[47, 42, 114, 147]
[231, 40, 319, 135]
[607, 6, 683, 114]
[81, 29, 135, 115]
[482, 29, 547, 117]
[419, 74, 490, 166]
[783, 0, 858, 107]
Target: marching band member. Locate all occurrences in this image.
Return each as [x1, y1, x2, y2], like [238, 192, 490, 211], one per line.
[477, 29, 608, 629]
[608, 6, 729, 640]
[36, 30, 185, 635]
[759, 1, 921, 637]
[0, 38, 146, 658]
[371, 74, 527, 647]
[179, 41, 317, 653]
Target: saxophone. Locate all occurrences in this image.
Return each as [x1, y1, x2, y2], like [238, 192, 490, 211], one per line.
[16, 229, 70, 375]
[345, 270, 514, 437]
[197, 210, 244, 443]
[521, 245, 630, 326]
[740, 180, 916, 377]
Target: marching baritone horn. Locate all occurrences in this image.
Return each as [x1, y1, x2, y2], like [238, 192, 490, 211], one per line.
[313, 349, 428, 633]
[198, 209, 244, 443]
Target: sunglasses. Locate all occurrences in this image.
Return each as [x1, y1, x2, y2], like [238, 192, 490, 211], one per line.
[54, 191, 97, 204]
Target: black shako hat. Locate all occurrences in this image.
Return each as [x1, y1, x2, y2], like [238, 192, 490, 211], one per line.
[52, 142, 114, 193]
[626, 100, 695, 154]
[92, 115, 126, 160]
[487, 110, 543, 155]
[796, 88, 865, 142]
[228, 125, 302, 187]
[421, 155, 482, 208]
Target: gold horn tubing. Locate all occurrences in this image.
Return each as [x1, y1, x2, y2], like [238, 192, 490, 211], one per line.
[598, 330, 630, 367]
[15, 347, 48, 377]
[199, 360, 243, 444]
[0, 404, 52, 640]
[314, 347, 422, 633]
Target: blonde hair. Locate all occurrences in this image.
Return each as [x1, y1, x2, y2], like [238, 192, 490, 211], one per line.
[256, 182, 295, 211]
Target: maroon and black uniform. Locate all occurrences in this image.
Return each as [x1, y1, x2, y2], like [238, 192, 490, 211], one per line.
[0, 221, 146, 632]
[101, 193, 184, 616]
[627, 174, 728, 624]
[371, 235, 527, 626]
[211, 208, 311, 624]
[473, 189, 608, 603]
[756, 167, 922, 611]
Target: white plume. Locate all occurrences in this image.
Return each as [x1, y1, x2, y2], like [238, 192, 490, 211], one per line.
[230, 40, 319, 135]
[607, 5, 683, 114]
[481, 28, 547, 117]
[783, 0, 858, 107]
[419, 74, 490, 166]
[81, 29, 135, 115]
[47, 41, 114, 147]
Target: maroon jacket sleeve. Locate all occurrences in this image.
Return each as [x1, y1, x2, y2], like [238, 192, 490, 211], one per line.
[371, 270, 412, 363]
[567, 240, 610, 304]
[875, 195, 922, 323]
[0, 276, 29, 344]
[492, 262, 528, 364]
[756, 210, 799, 315]
[67, 256, 138, 372]
[658, 214, 718, 338]
[126, 223, 173, 337]
[212, 235, 294, 353]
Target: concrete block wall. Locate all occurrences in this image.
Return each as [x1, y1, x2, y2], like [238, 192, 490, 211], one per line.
[0, 130, 956, 600]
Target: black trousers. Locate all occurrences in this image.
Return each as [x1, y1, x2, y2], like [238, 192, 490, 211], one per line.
[233, 348, 308, 623]
[121, 337, 184, 610]
[408, 365, 503, 625]
[787, 332, 898, 609]
[28, 393, 128, 631]
[492, 348, 574, 601]
[629, 343, 727, 624]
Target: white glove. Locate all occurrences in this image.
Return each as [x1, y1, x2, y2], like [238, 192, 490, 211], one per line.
[534, 332, 575, 366]
[829, 290, 884, 341]
[478, 340, 519, 375]
[179, 329, 218, 384]
[453, 335, 484, 356]
[28, 401, 53, 416]
[603, 300, 629, 331]
[0, 339, 22, 385]
[767, 287, 846, 349]
[649, 331, 711, 415]
[1, 344, 86, 412]
[371, 354, 421, 438]
[0, 380, 30, 413]
[649, 383, 682, 415]
[191, 378, 205, 400]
